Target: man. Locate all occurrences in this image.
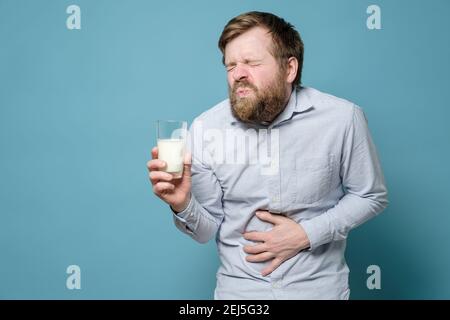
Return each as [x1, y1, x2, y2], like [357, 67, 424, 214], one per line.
[147, 11, 388, 299]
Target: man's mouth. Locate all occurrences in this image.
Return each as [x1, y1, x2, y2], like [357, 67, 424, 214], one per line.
[236, 87, 252, 97]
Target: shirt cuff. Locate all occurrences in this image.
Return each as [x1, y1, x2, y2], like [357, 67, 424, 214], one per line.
[171, 193, 195, 224]
[299, 214, 333, 251]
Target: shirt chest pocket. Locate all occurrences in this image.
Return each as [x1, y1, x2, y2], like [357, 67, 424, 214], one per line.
[293, 155, 335, 204]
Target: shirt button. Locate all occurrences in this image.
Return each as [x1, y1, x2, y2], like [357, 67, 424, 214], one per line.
[272, 281, 282, 289]
[272, 195, 280, 203]
[271, 159, 277, 167]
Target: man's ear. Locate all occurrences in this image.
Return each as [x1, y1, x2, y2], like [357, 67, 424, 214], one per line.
[286, 57, 298, 84]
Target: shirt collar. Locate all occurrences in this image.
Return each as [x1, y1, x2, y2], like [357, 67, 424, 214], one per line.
[229, 86, 314, 126]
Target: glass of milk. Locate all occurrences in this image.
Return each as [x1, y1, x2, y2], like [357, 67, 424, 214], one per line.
[157, 120, 187, 179]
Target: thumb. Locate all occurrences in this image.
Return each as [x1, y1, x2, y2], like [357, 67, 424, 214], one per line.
[182, 152, 192, 179]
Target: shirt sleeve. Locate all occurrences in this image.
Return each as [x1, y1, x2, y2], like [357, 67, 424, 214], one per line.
[172, 119, 225, 243]
[300, 105, 389, 251]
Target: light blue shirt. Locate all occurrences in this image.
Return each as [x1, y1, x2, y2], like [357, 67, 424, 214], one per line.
[172, 86, 388, 299]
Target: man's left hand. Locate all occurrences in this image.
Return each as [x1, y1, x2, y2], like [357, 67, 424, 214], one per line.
[243, 210, 311, 277]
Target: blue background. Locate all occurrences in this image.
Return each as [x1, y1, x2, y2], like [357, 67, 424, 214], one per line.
[1, 0, 449, 299]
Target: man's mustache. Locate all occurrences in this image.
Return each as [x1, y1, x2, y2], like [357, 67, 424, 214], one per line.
[232, 81, 258, 94]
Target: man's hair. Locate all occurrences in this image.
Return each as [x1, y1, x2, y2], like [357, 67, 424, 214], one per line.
[218, 11, 304, 86]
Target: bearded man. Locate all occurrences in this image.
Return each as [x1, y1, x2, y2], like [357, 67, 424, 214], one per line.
[147, 11, 388, 300]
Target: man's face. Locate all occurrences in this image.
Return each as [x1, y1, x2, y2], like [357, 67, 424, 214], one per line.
[224, 27, 291, 124]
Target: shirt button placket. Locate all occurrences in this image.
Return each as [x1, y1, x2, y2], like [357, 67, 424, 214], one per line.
[270, 277, 284, 300]
[270, 131, 281, 213]
[272, 280, 282, 289]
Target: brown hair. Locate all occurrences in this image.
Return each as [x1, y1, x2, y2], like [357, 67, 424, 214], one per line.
[218, 11, 304, 86]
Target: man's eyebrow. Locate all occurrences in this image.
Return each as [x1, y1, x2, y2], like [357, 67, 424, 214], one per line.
[224, 61, 236, 67]
[245, 58, 263, 63]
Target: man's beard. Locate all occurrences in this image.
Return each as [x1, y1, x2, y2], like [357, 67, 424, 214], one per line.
[229, 70, 288, 125]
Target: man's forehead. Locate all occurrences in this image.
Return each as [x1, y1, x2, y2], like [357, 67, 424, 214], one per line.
[224, 28, 273, 63]
[227, 28, 272, 49]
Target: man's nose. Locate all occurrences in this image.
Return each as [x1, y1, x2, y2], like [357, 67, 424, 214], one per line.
[232, 64, 249, 81]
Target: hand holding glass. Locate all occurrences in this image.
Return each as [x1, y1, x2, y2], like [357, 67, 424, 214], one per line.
[157, 120, 187, 179]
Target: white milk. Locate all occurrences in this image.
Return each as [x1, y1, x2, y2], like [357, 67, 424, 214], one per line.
[157, 138, 185, 177]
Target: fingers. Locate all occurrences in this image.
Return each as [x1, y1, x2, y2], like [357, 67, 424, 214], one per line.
[148, 147, 165, 171]
[151, 147, 158, 160]
[146, 159, 166, 172]
[149, 171, 173, 185]
[245, 251, 273, 263]
[243, 243, 267, 254]
[261, 258, 283, 277]
[255, 211, 285, 225]
[243, 231, 268, 242]
[153, 181, 175, 194]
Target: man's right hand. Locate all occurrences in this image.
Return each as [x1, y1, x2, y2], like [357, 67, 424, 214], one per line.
[147, 147, 192, 213]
